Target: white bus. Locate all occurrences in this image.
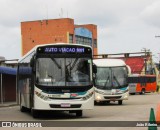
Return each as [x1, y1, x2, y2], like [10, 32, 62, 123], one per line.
[17, 43, 94, 118]
[93, 59, 131, 105]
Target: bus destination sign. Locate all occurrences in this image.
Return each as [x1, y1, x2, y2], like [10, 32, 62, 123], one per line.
[45, 47, 85, 53]
[37, 46, 91, 54]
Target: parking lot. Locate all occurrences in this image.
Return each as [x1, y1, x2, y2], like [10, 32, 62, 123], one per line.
[0, 93, 159, 130]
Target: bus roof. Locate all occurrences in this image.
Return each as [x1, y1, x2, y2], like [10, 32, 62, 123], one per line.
[19, 43, 92, 62]
[93, 59, 126, 67]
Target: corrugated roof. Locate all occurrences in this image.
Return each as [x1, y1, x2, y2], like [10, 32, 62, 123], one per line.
[123, 57, 145, 74]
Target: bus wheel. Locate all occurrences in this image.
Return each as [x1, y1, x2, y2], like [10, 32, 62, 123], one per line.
[106, 101, 110, 104]
[118, 100, 123, 105]
[140, 89, 145, 95]
[32, 109, 39, 118]
[76, 110, 83, 117]
[20, 105, 27, 112]
[94, 101, 98, 105]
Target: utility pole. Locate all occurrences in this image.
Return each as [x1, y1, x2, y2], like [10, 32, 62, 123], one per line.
[158, 53, 160, 71]
[156, 35, 160, 70]
[141, 48, 150, 74]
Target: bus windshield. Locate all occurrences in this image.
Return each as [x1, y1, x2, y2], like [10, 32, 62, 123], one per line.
[36, 57, 91, 86]
[94, 66, 128, 89]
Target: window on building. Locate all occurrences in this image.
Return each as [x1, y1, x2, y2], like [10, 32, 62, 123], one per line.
[94, 39, 97, 48]
[75, 35, 92, 47]
[69, 34, 73, 43]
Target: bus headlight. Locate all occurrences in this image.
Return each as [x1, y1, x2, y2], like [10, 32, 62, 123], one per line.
[82, 91, 94, 100]
[35, 91, 49, 101]
[123, 93, 129, 99]
[96, 95, 101, 101]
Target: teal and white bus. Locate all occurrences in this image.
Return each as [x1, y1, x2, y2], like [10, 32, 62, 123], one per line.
[93, 59, 131, 105]
[17, 43, 94, 118]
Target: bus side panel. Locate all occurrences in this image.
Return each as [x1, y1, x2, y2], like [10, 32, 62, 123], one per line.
[136, 82, 157, 93]
[19, 78, 31, 109]
[18, 64, 32, 109]
[145, 82, 157, 93]
[136, 83, 142, 93]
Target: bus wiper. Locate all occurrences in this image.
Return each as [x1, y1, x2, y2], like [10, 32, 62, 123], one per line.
[113, 75, 120, 86]
[48, 74, 54, 86]
[104, 76, 109, 86]
[50, 57, 61, 69]
[70, 58, 78, 70]
[65, 64, 73, 82]
[65, 58, 78, 80]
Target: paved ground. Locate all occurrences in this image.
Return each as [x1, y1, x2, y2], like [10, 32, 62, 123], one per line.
[0, 93, 160, 130]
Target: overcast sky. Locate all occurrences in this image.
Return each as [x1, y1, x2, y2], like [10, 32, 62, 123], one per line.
[0, 0, 160, 62]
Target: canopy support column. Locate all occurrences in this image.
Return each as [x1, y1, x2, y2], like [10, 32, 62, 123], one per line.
[1, 73, 3, 104]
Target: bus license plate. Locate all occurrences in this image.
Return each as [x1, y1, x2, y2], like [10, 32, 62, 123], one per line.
[61, 103, 71, 108]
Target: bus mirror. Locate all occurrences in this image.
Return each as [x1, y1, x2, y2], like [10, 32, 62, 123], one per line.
[93, 64, 97, 74]
[30, 57, 34, 67]
[30, 56, 36, 72]
[126, 65, 131, 75]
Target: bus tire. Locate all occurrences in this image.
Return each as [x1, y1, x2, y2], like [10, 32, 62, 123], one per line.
[20, 105, 27, 112]
[118, 100, 123, 105]
[76, 110, 83, 117]
[32, 109, 39, 118]
[140, 89, 145, 95]
[106, 101, 110, 104]
[94, 101, 98, 105]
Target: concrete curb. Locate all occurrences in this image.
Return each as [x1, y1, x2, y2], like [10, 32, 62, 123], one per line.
[0, 103, 18, 108]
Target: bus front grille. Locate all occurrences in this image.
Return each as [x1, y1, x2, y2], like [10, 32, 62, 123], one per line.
[49, 97, 81, 100]
[49, 104, 82, 108]
[104, 96, 122, 99]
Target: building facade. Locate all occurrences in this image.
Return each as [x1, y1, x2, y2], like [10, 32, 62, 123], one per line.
[21, 18, 98, 56]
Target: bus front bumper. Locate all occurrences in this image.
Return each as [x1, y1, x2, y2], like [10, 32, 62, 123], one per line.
[95, 92, 129, 102]
[33, 94, 94, 111]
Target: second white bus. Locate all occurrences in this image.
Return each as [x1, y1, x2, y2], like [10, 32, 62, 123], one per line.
[93, 59, 130, 105]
